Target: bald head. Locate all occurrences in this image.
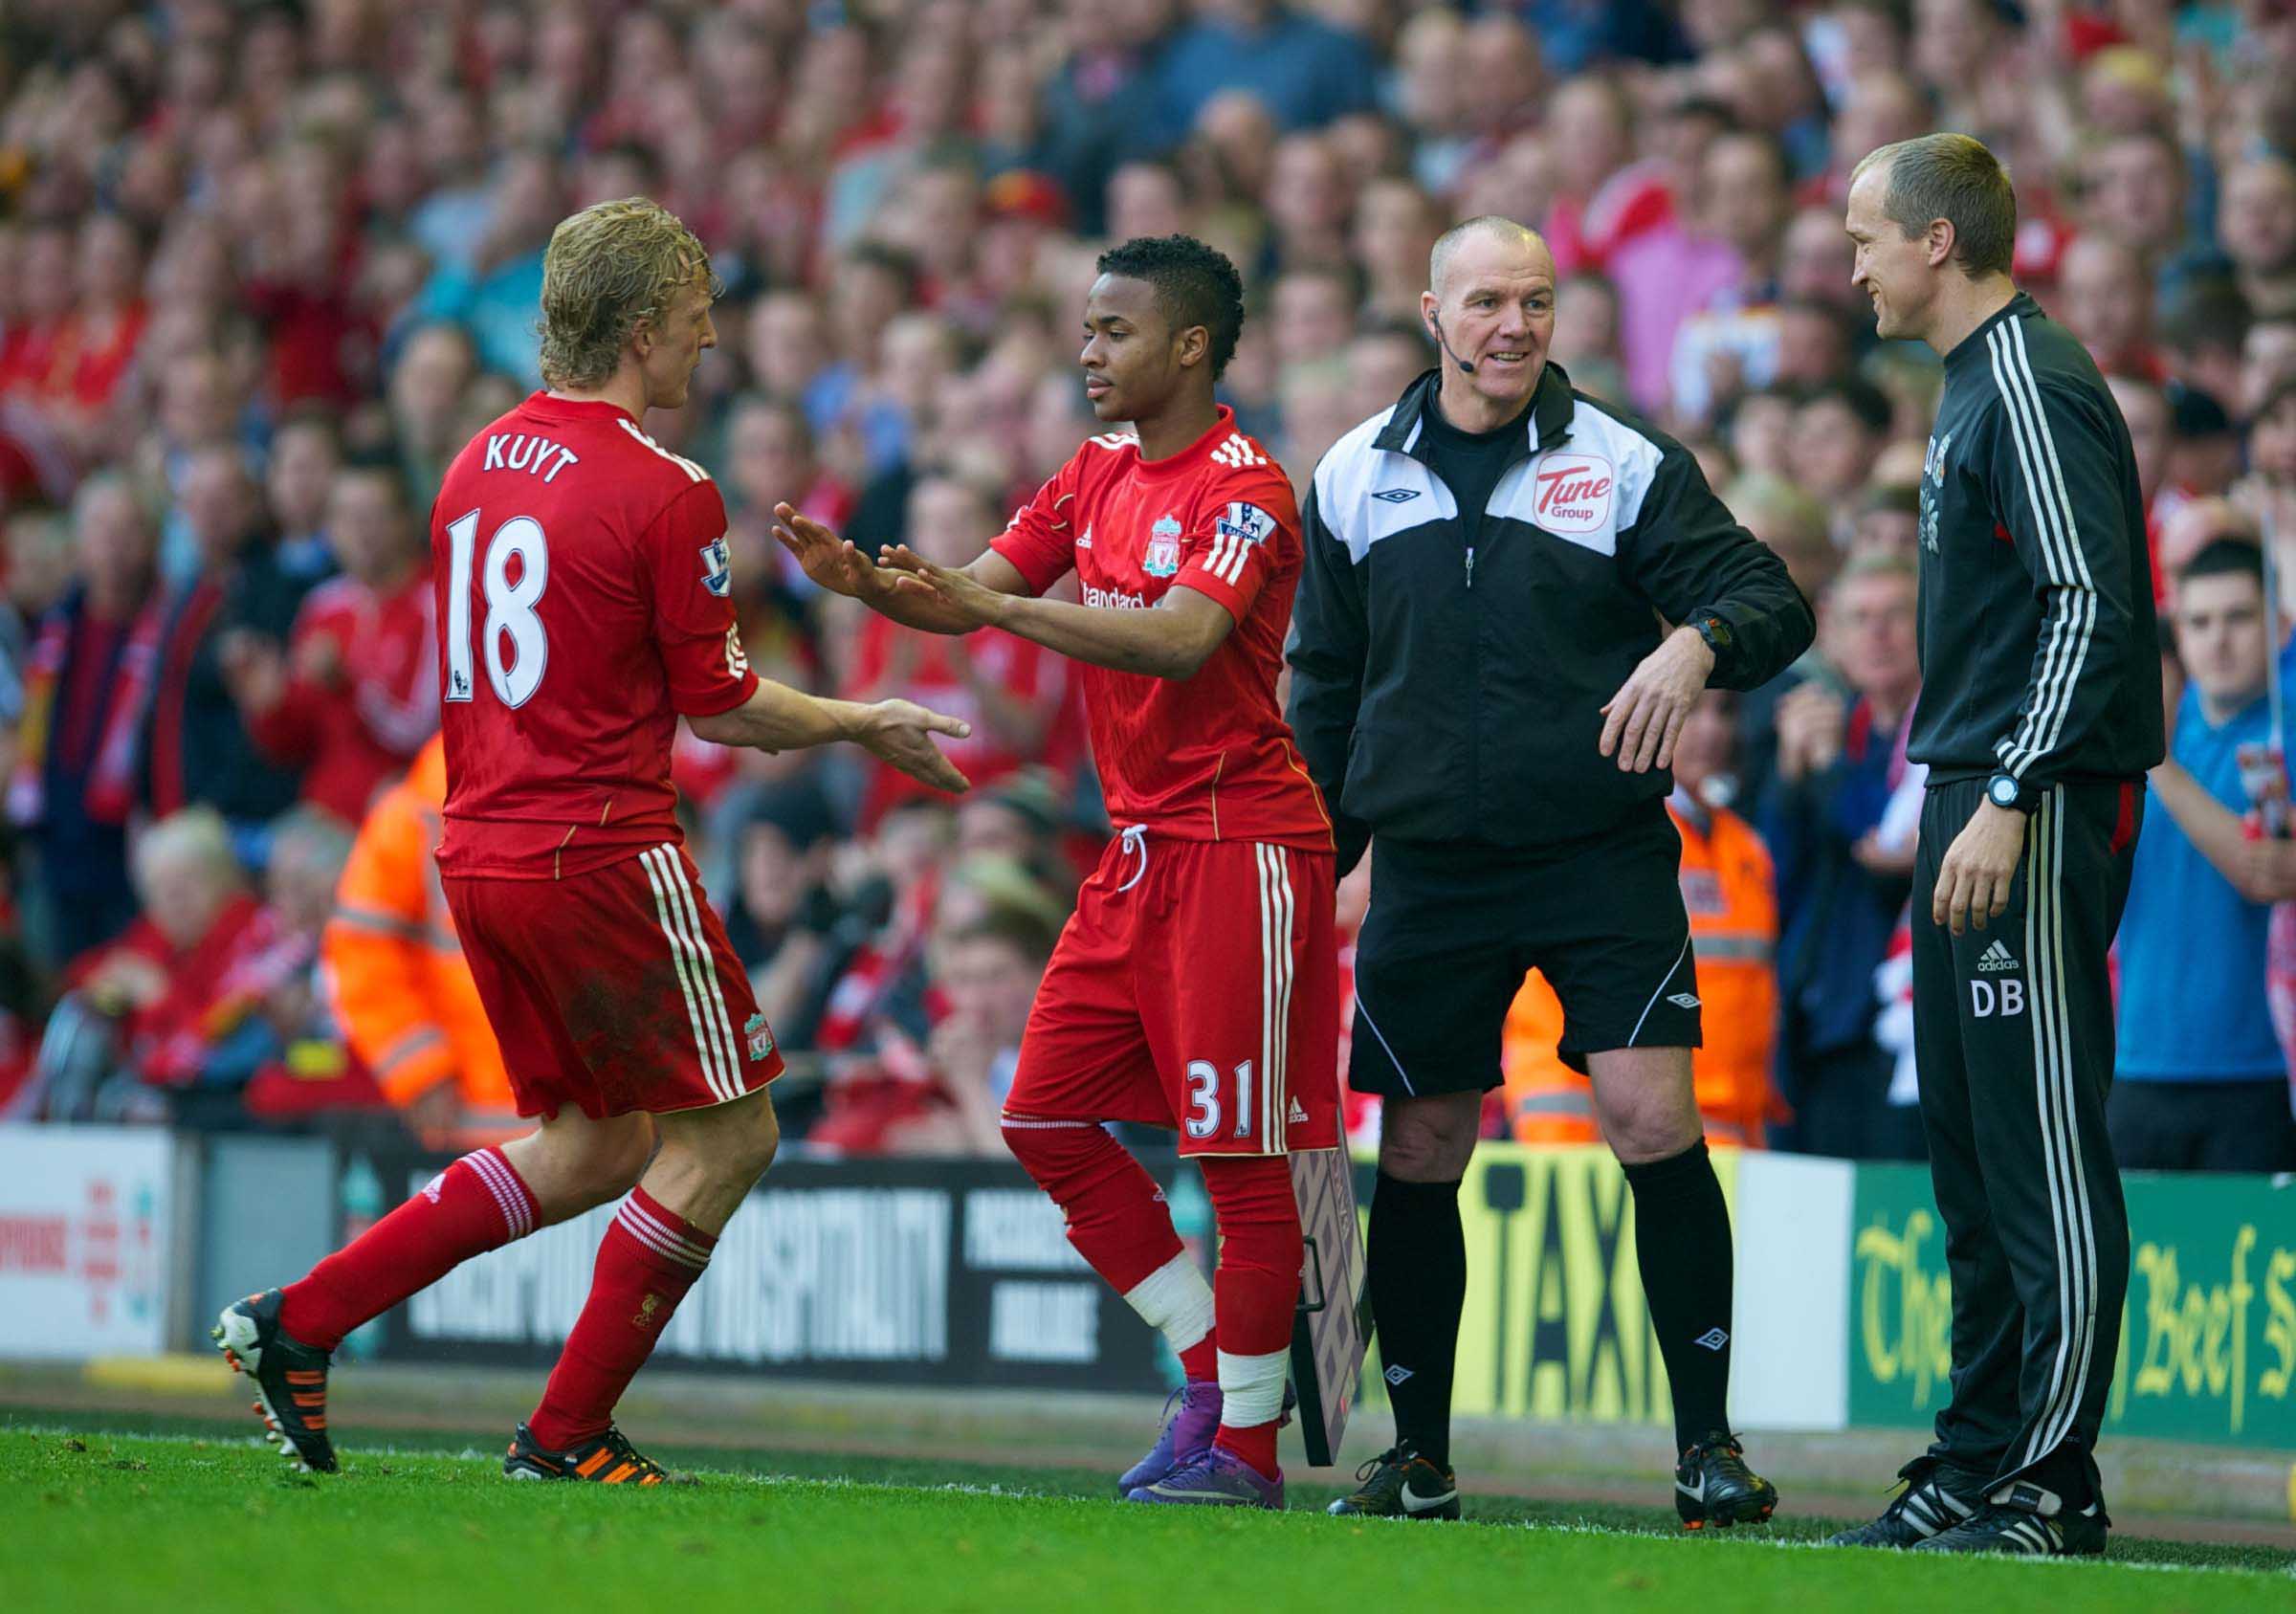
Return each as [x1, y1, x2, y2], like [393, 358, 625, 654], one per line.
[1423, 215, 1556, 425]
[1429, 215, 1549, 297]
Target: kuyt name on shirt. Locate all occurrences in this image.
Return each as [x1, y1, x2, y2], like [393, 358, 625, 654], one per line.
[482, 431, 581, 483]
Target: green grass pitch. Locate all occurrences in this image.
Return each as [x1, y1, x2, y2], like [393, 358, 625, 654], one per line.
[5, 1421, 2290, 1613]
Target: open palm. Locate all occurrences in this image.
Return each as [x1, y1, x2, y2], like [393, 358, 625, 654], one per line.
[772, 504, 876, 598]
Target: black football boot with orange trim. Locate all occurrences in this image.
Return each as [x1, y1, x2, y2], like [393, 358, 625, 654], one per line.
[502, 1423, 683, 1486]
[213, 1289, 338, 1473]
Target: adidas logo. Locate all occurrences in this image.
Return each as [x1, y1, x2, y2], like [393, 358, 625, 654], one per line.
[1693, 1327, 1729, 1351]
[1977, 940, 2019, 973]
[1077, 524, 1093, 548]
[1383, 1364, 1414, 1385]
[1371, 487, 1420, 504]
[1289, 1098, 1309, 1125]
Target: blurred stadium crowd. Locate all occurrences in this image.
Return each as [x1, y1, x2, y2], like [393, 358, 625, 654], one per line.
[2, 0, 2294, 1169]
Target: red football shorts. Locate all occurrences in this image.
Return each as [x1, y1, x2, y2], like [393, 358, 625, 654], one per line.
[443, 842, 783, 1120]
[1006, 832, 1339, 1158]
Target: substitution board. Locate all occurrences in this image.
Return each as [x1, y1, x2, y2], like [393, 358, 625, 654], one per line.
[1288, 1146, 1372, 1466]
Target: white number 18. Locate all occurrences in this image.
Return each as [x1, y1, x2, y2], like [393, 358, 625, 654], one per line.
[444, 508, 550, 707]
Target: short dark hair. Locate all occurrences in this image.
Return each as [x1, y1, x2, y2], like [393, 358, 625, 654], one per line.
[1852, 132, 2018, 278]
[2178, 536, 2265, 590]
[950, 903, 1061, 966]
[1712, 127, 1794, 191]
[1095, 234, 1247, 380]
[2160, 278, 2252, 355]
[1799, 376, 1893, 436]
[847, 241, 920, 298]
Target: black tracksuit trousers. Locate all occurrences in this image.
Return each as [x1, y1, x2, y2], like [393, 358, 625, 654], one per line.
[1910, 777, 2142, 1509]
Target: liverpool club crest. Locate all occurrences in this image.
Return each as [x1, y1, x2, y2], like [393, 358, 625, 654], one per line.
[1144, 515, 1182, 578]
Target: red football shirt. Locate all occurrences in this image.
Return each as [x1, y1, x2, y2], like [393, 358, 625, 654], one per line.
[989, 406, 1333, 851]
[431, 394, 759, 878]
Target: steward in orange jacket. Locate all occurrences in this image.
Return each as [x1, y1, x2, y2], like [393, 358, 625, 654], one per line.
[322, 736, 511, 1113]
[1503, 785, 1782, 1146]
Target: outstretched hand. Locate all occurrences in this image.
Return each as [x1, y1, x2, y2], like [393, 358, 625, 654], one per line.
[772, 504, 935, 605]
[878, 543, 1010, 630]
[860, 697, 973, 794]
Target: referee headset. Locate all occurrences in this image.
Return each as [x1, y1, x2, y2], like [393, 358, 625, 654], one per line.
[1427, 308, 1477, 375]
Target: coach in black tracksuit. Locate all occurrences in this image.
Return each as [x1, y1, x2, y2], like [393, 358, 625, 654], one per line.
[1286, 216, 1811, 1526]
[1832, 137, 2162, 1560]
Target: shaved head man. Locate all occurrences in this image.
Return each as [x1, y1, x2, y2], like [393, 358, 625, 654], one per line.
[1423, 216, 1558, 430]
[1288, 217, 1812, 1525]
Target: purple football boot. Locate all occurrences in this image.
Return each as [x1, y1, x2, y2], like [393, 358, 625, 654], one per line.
[1116, 1381, 1223, 1496]
[1117, 1380, 1297, 1496]
[1127, 1447, 1285, 1510]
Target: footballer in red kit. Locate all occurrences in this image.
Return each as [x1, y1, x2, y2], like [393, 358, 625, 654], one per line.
[777, 234, 1336, 1511]
[215, 199, 969, 1490]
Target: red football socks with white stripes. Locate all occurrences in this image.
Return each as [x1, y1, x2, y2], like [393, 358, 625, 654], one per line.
[1200, 1156, 1304, 1480]
[525, 1185, 716, 1452]
[278, 1147, 539, 1352]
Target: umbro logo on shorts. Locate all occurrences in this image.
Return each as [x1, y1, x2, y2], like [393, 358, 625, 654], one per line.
[1371, 487, 1421, 504]
[1694, 1328, 1729, 1351]
[1383, 1364, 1414, 1385]
[1667, 992, 1701, 1008]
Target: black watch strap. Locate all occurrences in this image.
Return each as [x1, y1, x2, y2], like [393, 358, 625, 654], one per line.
[1986, 772, 2035, 813]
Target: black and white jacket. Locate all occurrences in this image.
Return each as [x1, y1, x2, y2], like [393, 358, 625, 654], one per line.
[1285, 365, 1813, 869]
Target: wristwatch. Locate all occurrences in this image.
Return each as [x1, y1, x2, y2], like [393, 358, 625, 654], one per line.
[1690, 612, 1733, 657]
[1986, 772, 2036, 813]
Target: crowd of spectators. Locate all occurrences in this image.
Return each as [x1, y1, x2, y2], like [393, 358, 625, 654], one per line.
[2, 0, 2294, 1170]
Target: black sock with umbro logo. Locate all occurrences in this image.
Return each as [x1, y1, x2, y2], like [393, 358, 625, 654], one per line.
[1622, 1139, 1734, 1450]
[1367, 1170, 1466, 1471]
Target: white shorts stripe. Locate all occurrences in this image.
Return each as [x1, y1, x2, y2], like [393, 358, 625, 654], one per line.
[1270, 846, 1294, 1143]
[1255, 845, 1276, 1146]
[642, 845, 732, 1103]
[655, 846, 746, 1098]
[1247, 843, 1298, 1150]
[1625, 934, 1693, 1047]
[1355, 993, 1415, 1095]
[639, 846, 736, 1103]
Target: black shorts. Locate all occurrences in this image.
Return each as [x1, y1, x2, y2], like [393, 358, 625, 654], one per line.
[1350, 803, 1699, 1098]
